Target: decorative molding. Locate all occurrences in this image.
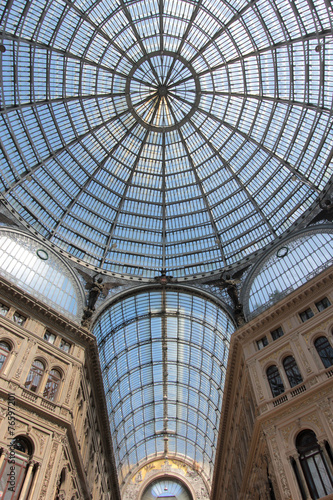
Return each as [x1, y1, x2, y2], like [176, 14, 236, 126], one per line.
[38, 440, 59, 500]
[14, 338, 34, 379]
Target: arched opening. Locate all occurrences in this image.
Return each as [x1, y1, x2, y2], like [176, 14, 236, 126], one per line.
[283, 356, 303, 388]
[141, 478, 192, 500]
[296, 429, 333, 499]
[0, 436, 35, 499]
[25, 360, 45, 392]
[314, 337, 333, 369]
[0, 341, 11, 372]
[43, 369, 62, 401]
[266, 365, 284, 398]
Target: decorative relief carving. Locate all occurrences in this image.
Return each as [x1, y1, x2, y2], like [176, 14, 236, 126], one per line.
[317, 399, 333, 430]
[269, 434, 291, 499]
[35, 430, 47, 455]
[260, 345, 291, 365]
[304, 412, 323, 433]
[65, 366, 77, 405]
[251, 366, 264, 401]
[0, 406, 7, 418]
[14, 339, 33, 379]
[281, 424, 294, 446]
[8, 381, 19, 392]
[294, 338, 312, 374]
[38, 441, 59, 500]
[122, 459, 209, 500]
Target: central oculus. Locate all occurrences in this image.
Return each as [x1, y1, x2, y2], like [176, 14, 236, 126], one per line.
[126, 51, 201, 132]
[158, 84, 168, 97]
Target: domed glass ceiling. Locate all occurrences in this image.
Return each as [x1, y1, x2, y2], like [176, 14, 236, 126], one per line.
[0, 0, 333, 278]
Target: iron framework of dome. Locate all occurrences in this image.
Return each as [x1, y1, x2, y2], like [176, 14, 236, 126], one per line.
[1, 0, 333, 279]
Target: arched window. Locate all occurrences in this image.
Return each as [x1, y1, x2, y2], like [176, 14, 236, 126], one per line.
[283, 356, 303, 387]
[266, 365, 285, 397]
[25, 360, 44, 392]
[314, 337, 333, 368]
[43, 369, 61, 401]
[0, 341, 11, 371]
[0, 436, 34, 499]
[11, 436, 32, 455]
[296, 429, 333, 499]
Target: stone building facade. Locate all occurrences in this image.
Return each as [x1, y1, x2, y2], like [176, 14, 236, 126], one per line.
[212, 266, 333, 500]
[0, 274, 120, 500]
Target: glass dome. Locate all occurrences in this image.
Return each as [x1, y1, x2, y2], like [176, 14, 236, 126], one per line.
[1, 0, 333, 278]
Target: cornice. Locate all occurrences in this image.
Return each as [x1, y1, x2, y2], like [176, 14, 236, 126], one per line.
[0, 275, 92, 343]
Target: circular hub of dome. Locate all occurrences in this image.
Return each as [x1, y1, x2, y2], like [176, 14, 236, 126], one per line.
[126, 51, 200, 132]
[158, 85, 168, 97]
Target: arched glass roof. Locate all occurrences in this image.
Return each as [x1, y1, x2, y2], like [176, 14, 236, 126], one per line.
[93, 289, 234, 484]
[242, 227, 333, 318]
[0, 229, 82, 320]
[1, 0, 333, 278]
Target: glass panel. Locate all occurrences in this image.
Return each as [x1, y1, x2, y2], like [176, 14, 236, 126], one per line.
[59, 340, 71, 353]
[248, 232, 333, 317]
[283, 356, 303, 388]
[43, 370, 61, 401]
[94, 290, 234, 483]
[0, 342, 11, 371]
[267, 366, 285, 398]
[25, 360, 44, 392]
[0, 231, 80, 320]
[314, 337, 333, 369]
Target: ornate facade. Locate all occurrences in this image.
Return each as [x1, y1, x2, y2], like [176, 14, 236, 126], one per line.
[0, 274, 120, 500]
[213, 266, 333, 500]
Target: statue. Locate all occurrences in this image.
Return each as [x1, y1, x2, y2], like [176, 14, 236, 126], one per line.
[77, 270, 123, 327]
[154, 271, 176, 285]
[309, 198, 333, 224]
[203, 267, 249, 326]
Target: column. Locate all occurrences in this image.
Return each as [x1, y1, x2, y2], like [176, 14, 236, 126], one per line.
[26, 462, 40, 500]
[18, 461, 34, 500]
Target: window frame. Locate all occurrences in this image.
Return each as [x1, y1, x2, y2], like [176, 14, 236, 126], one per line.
[296, 430, 333, 499]
[314, 336, 333, 369]
[283, 355, 303, 388]
[266, 365, 285, 398]
[43, 368, 62, 401]
[0, 341, 11, 373]
[24, 359, 45, 393]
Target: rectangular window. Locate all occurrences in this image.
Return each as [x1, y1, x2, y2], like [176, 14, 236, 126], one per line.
[299, 308, 314, 322]
[256, 336, 268, 350]
[59, 339, 71, 353]
[0, 303, 9, 316]
[315, 297, 331, 312]
[12, 312, 26, 326]
[44, 331, 56, 344]
[271, 327, 284, 340]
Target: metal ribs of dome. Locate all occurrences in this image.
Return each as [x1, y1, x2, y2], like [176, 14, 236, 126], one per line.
[0, 0, 333, 279]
